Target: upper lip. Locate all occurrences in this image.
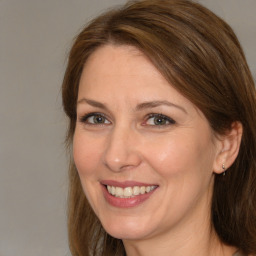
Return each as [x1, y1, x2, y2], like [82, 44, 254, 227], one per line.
[100, 180, 158, 188]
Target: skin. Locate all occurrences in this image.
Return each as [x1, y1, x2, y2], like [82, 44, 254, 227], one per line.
[73, 45, 240, 256]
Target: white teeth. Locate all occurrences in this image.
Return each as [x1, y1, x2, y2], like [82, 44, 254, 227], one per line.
[140, 186, 146, 194]
[133, 186, 140, 195]
[111, 186, 115, 195]
[115, 187, 123, 197]
[106, 185, 157, 198]
[146, 186, 151, 193]
[123, 187, 133, 197]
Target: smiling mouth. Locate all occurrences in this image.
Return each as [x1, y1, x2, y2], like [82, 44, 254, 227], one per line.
[106, 185, 158, 198]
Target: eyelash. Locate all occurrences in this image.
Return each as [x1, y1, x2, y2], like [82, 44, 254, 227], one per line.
[79, 112, 110, 125]
[78, 112, 176, 127]
[144, 113, 176, 126]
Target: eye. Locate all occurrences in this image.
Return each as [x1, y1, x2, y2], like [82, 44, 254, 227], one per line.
[144, 114, 175, 126]
[79, 113, 111, 125]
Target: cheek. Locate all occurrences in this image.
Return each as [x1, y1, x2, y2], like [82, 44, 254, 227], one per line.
[143, 130, 215, 178]
[73, 131, 104, 213]
[73, 131, 103, 176]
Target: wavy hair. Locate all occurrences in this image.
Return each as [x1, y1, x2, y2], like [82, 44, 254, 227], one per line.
[62, 0, 256, 255]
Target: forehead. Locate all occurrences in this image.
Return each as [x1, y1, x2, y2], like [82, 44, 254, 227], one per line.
[79, 44, 174, 98]
[78, 45, 200, 112]
[81, 44, 161, 82]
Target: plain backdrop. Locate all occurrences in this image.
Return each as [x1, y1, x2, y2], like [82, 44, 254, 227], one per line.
[0, 1, 255, 255]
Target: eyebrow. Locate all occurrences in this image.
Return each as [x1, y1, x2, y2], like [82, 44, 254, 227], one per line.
[135, 100, 187, 113]
[77, 98, 108, 110]
[77, 98, 187, 114]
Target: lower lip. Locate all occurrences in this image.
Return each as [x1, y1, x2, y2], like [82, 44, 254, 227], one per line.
[102, 185, 157, 208]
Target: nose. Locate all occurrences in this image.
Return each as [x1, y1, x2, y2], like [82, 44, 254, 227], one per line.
[102, 125, 142, 172]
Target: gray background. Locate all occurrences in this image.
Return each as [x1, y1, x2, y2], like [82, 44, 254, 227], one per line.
[0, 1, 255, 255]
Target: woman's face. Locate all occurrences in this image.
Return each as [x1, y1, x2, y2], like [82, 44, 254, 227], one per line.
[73, 45, 222, 241]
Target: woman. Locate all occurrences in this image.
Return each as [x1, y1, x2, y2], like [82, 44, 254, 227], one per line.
[62, 0, 256, 255]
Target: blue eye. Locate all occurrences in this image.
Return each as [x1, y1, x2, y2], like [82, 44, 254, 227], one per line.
[79, 113, 111, 125]
[145, 114, 175, 126]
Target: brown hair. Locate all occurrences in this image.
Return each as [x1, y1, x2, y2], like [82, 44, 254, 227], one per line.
[62, 0, 256, 255]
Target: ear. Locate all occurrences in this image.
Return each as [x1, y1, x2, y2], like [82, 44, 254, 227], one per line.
[213, 121, 243, 174]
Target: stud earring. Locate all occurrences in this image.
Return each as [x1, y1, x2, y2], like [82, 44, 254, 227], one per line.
[222, 163, 226, 176]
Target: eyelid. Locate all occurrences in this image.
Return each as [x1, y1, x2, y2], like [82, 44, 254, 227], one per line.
[143, 113, 176, 126]
[78, 112, 111, 125]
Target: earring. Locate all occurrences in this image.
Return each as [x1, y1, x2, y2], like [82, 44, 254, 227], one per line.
[222, 163, 226, 176]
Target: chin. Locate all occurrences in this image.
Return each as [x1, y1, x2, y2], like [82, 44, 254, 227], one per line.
[100, 216, 154, 240]
[106, 227, 150, 241]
